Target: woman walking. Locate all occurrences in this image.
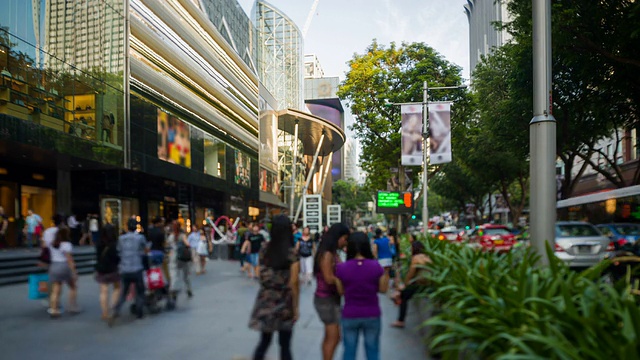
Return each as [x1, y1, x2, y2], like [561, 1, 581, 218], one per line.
[47, 226, 81, 317]
[296, 226, 315, 285]
[95, 224, 121, 321]
[313, 223, 350, 360]
[249, 215, 300, 360]
[196, 228, 209, 274]
[168, 221, 193, 299]
[391, 241, 431, 328]
[335, 232, 390, 360]
[372, 229, 393, 271]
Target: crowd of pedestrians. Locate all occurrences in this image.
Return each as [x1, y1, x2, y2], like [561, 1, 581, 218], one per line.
[31, 210, 427, 359]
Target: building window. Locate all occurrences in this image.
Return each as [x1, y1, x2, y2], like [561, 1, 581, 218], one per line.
[204, 134, 226, 179]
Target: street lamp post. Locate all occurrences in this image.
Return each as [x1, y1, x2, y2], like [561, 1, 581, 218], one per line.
[389, 83, 465, 237]
[422, 82, 466, 238]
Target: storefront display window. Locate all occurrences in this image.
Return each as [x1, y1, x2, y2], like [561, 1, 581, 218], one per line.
[260, 168, 279, 196]
[101, 196, 139, 233]
[204, 134, 226, 179]
[234, 149, 251, 187]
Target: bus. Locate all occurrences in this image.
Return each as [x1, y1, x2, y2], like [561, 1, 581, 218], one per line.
[557, 185, 640, 224]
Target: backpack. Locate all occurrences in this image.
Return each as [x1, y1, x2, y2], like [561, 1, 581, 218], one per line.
[176, 237, 192, 262]
[299, 240, 313, 257]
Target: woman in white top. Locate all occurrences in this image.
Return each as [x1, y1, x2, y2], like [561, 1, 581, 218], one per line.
[48, 226, 80, 317]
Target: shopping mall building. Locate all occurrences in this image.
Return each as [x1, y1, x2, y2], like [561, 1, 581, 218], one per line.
[0, 0, 344, 245]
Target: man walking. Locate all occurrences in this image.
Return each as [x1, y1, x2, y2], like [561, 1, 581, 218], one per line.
[187, 224, 201, 274]
[109, 217, 148, 325]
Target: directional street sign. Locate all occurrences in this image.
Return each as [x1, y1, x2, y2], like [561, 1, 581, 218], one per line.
[303, 194, 322, 234]
[327, 204, 341, 227]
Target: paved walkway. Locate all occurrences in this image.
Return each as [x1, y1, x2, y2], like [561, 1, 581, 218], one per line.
[0, 259, 428, 360]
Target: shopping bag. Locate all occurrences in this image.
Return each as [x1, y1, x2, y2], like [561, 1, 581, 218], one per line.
[145, 268, 165, 290]
[28, 273, 49, 300]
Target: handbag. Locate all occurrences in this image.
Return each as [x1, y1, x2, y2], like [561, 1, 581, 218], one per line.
[28, 273, 49, 300]
[38, 246, 51, 265]
[145, 268, 165, 290]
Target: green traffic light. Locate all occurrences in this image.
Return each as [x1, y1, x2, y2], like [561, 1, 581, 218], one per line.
[411, 215, 416, 219]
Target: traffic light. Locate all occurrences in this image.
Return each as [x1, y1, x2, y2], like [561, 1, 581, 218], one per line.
[411, 215, 416, 219]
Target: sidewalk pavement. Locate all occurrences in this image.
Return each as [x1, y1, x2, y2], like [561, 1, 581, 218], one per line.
[0, 259, 429, 360]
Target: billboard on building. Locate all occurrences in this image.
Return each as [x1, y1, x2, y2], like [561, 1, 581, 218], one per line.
[401, 104, 423, 166]
[429, 102, 452, 165]
[157, 109, 191, 168]
[259, 92, 278, 173]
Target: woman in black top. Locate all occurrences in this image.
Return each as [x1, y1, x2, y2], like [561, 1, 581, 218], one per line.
[95, 224, 121, 321]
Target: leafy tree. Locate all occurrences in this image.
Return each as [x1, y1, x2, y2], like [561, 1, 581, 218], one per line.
[337, 40, 467, 194]
[503, 0, 640, 195]
[332, 179, 372, 216]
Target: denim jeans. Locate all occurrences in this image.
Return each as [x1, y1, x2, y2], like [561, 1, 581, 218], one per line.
[113, 270, 145, 317]
[341, 317, 381, 360]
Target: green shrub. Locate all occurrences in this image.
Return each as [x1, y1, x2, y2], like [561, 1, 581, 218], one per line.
[415, 237, 640, 359]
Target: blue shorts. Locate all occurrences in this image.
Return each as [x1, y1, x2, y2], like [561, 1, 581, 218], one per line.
[248, 253, 259, 267]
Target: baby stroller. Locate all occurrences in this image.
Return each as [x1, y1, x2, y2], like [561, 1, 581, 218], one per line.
[130, 252, 175, 315]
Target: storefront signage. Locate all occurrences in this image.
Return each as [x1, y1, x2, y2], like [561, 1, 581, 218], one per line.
[376, 191, 414, 214]
[303, 194, 322, 234]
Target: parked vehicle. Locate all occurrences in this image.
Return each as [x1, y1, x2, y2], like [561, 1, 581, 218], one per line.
[468, 224, 516, 253]
[554, 221, 611, 268]
[596, 223, 640, 248]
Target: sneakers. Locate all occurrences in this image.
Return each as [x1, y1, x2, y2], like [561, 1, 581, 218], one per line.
[187, 290, 193, 298]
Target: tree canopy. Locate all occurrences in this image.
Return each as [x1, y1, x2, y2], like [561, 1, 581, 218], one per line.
[337, 40, 467, 193]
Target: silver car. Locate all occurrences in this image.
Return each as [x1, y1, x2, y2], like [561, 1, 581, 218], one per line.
[554, 221, 611, 268]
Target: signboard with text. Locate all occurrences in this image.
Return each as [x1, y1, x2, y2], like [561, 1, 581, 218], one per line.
[376, 191, 414, 214]
[327, 205, 342, 227]
[303, 194, 323, 234]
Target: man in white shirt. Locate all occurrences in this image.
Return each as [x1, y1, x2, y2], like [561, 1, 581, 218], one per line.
[187, 224, 201, 274]
[67, 214, 80, 245]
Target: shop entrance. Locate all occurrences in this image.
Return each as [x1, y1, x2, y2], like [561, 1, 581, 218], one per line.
[21, 185, 56, 228]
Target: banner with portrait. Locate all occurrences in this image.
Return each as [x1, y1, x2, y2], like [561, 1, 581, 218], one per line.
[401, 104, 423, 166]
[157, 109, 191, 168]
[429, 102, 452, 165]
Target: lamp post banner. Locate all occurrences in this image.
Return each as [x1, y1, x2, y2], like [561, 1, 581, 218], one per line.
[401, 104, 423, 166]
[429, 102, 452, 165]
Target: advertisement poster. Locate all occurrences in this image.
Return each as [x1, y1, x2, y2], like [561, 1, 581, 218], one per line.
[401, 104, 423, 166]
[157, 109, 191, 168]
[429, 102, 452, 165]
[259, 96, 278, 172]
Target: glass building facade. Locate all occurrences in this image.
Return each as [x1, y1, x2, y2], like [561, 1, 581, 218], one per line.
[254, 1, 304, 111]
[0, 0, 262, 241]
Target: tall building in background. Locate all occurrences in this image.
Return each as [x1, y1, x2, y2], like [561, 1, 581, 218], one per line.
[253, 1, 304, 110]
[343, 138, 358, 181]
[464, 0, 511, 74]
[43, 0, 125, 73]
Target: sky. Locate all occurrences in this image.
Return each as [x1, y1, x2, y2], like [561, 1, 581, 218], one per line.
[237, 0, 471, 82]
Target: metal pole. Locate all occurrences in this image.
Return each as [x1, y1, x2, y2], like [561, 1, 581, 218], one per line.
[294, 132, 325, 223]
[290, 120, 299, 220]
[318, 151, 333, 194]
[530, 0, 556, 266]
[422, 81, 429, 238]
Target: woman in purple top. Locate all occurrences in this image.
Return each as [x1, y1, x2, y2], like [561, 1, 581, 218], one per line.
[335, 232, 390, 360]
[313, 223, 350, 360]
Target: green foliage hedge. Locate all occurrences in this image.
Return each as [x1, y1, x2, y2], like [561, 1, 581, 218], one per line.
[409, 236, 640, 359]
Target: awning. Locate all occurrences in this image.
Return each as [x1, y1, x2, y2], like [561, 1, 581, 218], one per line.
[277, 108, 345, 156]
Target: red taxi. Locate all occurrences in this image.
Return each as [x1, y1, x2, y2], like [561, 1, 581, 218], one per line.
[469, 225, 516, 253]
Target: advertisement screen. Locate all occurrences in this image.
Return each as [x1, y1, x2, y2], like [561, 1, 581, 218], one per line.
[157, 109, 191, 168]
[235, 149, 251, 187]
[306, 103, 343, 180]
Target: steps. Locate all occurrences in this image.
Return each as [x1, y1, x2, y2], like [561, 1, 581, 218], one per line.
[0, 247, 96, 286]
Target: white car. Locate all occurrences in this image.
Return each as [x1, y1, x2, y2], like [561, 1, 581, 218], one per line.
[554, 221, 612, 268]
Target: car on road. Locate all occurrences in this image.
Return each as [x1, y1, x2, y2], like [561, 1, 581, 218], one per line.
[437, 226, 465, 242]
[596, 223, 640, 248]
[554, 221, 611, 268]
[468, 224, 516, 253]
